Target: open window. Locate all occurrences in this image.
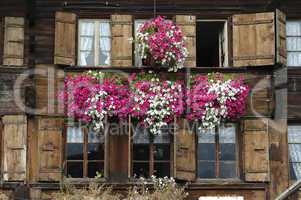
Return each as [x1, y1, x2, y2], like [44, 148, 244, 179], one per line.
[196, 20, 228, 67]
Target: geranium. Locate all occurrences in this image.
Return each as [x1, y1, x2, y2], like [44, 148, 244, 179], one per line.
[130, 73, 185, 135]
[186, 74, 249, 131]
[60, 71, 131, 131]
[136, 16, 188, 72]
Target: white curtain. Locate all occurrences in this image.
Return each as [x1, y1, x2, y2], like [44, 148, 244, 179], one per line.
[135, 20, 147, 67]
[67, 127, 84, 143]
[79, 22, 95, 66]
[287, 21, 301, 66]
[288, 126, 301, 179]
[99, 22, 111, 65]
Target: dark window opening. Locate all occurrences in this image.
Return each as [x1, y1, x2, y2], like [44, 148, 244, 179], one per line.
[196, 21, 227, 67]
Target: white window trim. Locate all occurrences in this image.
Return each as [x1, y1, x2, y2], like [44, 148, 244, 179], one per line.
[77, 19, 111, 66]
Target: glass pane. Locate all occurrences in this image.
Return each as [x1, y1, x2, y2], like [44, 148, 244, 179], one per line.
[219, 124, 236, 143]
[80, 36, 94, 51]
[198, 129, 215, 143]
[220, 161, 237, 178]
[88, 130, 104, 143]
[154, 144, 170, 160]
[154, 162, 170, 177]
[287, 21, 301, 36]
[154, 132, 171, 144]
[198, 143, 216, 161]
[100, 22, 110, 37]
[287, 52, 301, 66]
[133, 144, 149, 161]
[88, 162, 104, 178]
[288, 126, 301, 143]
[289, 144, 301, 162]
[133, 162, 149, 178]
[133, 126, 149, 144]
[100, 37, 111, 51]
[290, 162, 297, 180]
[198, 161, 216, 178]
[67, 127, 84, 143]
[79, 51, 94, 66]
[80, 21, 95, 36]
[88, 143, 104, 160]
[135, 20, 147, 67]
[287, 37, 301, 51]
[66, 144, 83, 160]
[99, 51, 111, 65]
[66, 162, 83, 178]
[220, 143, 236, 161]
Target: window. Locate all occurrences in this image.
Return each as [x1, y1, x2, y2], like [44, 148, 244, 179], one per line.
[134, 19, 147, 67]
[287, 21, 301, 67]
[196, 20, 228, 67]
[132, 125, 172, 178]
[65, 126, 105, 178]
[288, 125, 301, 180]
[78, 20, 111, 66]
[197, 124, 238, 179]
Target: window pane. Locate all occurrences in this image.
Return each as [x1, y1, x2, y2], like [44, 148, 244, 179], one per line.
[220, 143, 236, 161]
[67, 127, 84, 143]
[88, 130, 104, 143]
[287, 21, 301, 36]
[219, 124, 236, 143]
[79, 51, 94, 66]
[154, 131, 171, 144]
[66, 144, 83, 160]
[133, 162, 149, 178]
[154, 162, 170, 177]
[135, 20, 147, 67]
[198, 161, 216, 178]
[287, 37, 301, 51]
[80, 36, 94, 51]
[198, 129, 215, 143]
[220, 161, 237, 178]
[290, 162, 301, 180]
[100, 37, 111, 51]
[198, 143, 216, 161]
[100, 22, 110, 37]
[88, 143, 104, 160]
[99, 51, 111, 65]
[288, 126, 301, 143]
[289, 144, 301, 162]
[133, 125, 149, 144]
[80, 21, 95, 36]
[66, 162, 83, 178]
[154, 144, 170, 160]
[88, 162, 104, 178]
[133, 144, 149, 161]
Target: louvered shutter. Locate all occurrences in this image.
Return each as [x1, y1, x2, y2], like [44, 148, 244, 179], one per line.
[174, 118, 196, 181]
[35, 64, 65, 115]
[232, 10, 286, 67]
[244, 119, 270, 182]
[54, 12, 76, 66]
[175, 15, 196, 67]
[38, 117, 64, 182]
[2, 115, 27, 181]
[111, 15, 133, 67]
[3, 17, 24, 66]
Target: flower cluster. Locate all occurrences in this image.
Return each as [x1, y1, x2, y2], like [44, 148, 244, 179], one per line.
[60, 72, 131, 131]
[130, 75, 185, 135]
[186, 74, 249, 131]
[136, 16, 188, 72]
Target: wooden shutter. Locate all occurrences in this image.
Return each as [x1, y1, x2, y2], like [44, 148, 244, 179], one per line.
[232, 11, 286, 67]
[175, 15, 196, 67]
[37, 117, 64, 181]
[111, 15, 133, 67]
[3, 17, 24, 66]
[244, 119, 270, 182]
[54, 12, 76, 66]
[276, 10, 287, 65]
[2, 115, 27, 181]
[174, 118, 196, 181]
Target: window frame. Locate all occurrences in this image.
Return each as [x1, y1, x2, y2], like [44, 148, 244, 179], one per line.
[77, 19, 111, 67]
[286, 20, 301, 67]
[196, 123, 241, 181]
[63, 122, 108, 181]
[288, 124, 301, 181]
[129, 122, 174, 179]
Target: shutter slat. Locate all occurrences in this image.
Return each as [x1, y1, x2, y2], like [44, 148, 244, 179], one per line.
[54, 12, 76, 66]
[174, 118, 196, 181]
[2, 115, 27, 181]
[111, 15, 133, 67]
[175, 15, 196, 67]
[3, 17, 24, 66]
[38, 117, 64, 182]
[244, 119, 270, 182]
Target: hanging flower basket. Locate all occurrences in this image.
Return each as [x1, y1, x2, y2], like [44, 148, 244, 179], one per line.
[136, 16, 188, 72]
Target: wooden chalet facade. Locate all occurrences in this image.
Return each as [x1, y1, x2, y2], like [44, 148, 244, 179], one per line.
[0, 0, 299, 199]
